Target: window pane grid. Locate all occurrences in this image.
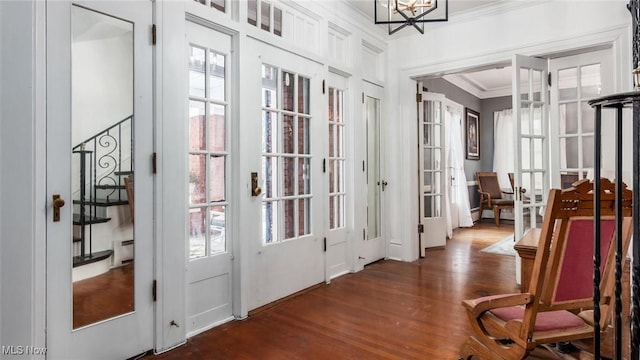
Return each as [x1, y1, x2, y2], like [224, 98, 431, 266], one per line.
[557, 62, 602, 186]
[262, 64, 312, 244]
[329, 87, 345, 230]
[189, 43, 228, 260]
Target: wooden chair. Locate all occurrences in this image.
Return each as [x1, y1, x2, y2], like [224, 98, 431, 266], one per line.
[477, 172, 514, 226]
[460, 179, 633, 360]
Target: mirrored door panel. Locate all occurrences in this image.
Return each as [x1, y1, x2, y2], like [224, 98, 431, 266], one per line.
[71, 4, 135, 329]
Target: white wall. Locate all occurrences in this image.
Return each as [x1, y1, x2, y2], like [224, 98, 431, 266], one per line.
[384, 1, 632, 261]
[0, 0, 47, 354]
[72, 34, 133, 145]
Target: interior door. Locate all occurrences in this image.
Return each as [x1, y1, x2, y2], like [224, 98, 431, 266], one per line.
[549, 49, 613, 188]
[325, 72, 351, 280]
[418, 90, 447, 255]
[185, 20, 234, 335]
[511, 55, 549, 284]
[360, 81, 386, 264]
[46, 1, 154, 358]
[250, 40, 325, 308]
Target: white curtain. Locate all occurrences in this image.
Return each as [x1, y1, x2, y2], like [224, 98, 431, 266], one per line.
[493, 109, 514, 189]
[445, 107, 473, 237]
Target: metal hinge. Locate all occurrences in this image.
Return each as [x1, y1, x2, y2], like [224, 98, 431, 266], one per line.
[152, 152, 157, 174]
[362, 92, 364, 103]
[323, 158, 326, 173]
[323, 237, 327, 252]
[152, 24, 157, 45]
[363, 228, 366, 240]
[322, 80, 325, 94]
[418, 224, 424, 233]
[547, 72, 551, 87]
[152, 280, 157, 302]
[416, 93, 422, 103]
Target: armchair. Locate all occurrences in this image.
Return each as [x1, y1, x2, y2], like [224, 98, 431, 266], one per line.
[476, 172, 514, 226]
[460, 179, 633, 359]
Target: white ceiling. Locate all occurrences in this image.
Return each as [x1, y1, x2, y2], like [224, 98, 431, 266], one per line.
[443, 67, 513, 99]
[346, 0, 512, 99]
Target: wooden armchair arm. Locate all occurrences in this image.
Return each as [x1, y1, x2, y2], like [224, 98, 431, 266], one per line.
[478, 190, 492, 203]
[462, 293, 533, 318]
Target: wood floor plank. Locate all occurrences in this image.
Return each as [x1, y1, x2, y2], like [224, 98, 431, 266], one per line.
[149, 222, 608, 359]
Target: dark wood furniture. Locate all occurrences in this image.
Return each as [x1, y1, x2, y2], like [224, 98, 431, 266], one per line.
[513, 228, 540, 292]
[460, 179, 633, 360]
[476, 171, 514, 227]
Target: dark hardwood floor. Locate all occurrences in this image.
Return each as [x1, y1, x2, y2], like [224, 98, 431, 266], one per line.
[73, 262, 134, 328]
[146, 221, 614, 360]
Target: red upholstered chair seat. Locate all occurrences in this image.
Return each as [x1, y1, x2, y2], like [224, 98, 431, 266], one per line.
[490, 307, 587, 332]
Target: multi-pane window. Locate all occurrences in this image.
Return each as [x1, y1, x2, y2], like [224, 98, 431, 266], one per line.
[261, 64, 311, 244]
[328, 88, 345, 229]
[194, 0, 225, 13]
[188, 44, 228, 259]
[248, 0, 283, 37]
[557, 63, 601, 186]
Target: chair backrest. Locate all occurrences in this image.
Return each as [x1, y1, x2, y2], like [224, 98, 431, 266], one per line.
[476, 172, 503, 199]
[524, 179, 632, 333]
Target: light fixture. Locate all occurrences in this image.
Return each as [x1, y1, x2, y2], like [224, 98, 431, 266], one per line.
[375, 0, 448, 35]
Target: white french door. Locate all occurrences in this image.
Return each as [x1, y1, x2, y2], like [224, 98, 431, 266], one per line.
[550, 49, 613, 188]
[185, 20, 234, 335]
[46, 1, 154, 358]
[325, 72, 351, 280]
[418, 90, 447, 254]
[511, 54, 549, 284]
[248, 40, 324, 308]
[359, 81, 386, 265]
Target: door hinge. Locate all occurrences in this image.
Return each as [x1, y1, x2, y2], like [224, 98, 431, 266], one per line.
[152, 24, 157, 45]
[362, 160, 365, 172]
[323, 158, 326, 173]
[152, 152, 157, 174]
[416, 93, 422, 103]
[152, 279, 157, 302]
[362, 92, 364, 103]
[418, 224, 424, 233]
[322, 80, 325, 94]
[363, 228, 366, 240]
[547, 72, 551, 87]
[323, 237, 327, 252]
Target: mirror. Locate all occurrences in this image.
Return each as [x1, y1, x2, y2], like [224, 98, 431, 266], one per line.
[71, 5, 135, 329]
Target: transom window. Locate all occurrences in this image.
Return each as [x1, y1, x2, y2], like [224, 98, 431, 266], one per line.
[188, 43, 228, 259]
[248, 0, 283, 37]
[261, 64, 311, 244]
[194, 0, 225, 13]
[328, 87, 345, 229]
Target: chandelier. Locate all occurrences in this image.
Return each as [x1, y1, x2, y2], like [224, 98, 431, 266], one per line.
[374, 0, 448, 35]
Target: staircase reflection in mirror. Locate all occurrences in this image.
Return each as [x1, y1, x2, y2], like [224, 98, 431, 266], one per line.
[71, 5, 135, 329]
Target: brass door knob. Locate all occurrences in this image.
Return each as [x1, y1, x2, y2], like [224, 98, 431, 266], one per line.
[52, 194, 65, 222]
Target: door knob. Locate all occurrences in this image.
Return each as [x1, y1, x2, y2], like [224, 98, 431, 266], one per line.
[251, 172, 262, 196]
[52, 194, 65, 222]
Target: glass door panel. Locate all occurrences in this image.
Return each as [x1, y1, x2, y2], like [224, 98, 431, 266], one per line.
[418, 90, 447, 254]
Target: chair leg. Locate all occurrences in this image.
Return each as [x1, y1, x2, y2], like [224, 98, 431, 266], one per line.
[478, 202, 484, 220]
[493, 207, 501, 226]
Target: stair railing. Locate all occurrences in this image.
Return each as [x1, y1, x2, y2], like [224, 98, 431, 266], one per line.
[72, 115, 133, 261]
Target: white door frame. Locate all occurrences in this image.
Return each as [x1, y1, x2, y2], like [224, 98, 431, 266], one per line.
[46, 1, 154, 358]
[399, 28, 629, 260]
